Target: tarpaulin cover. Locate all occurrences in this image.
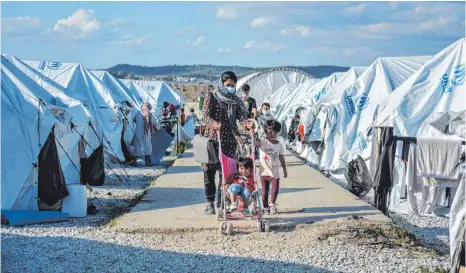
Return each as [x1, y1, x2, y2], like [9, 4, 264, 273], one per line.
[1, 210, 69, 226]
[38, 131, 69, 206]
[151, 129, 174, 164]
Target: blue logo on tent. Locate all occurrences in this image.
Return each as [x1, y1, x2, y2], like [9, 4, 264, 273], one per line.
[344, 94, 356, 117]
[38, 61, 46, 71]
[314, 88, 328, 102]
[358, 132, 368, 150]
[442, 74, 453, 93]
[356, 94, 370, 112]
[454, 64, 465, 86]
[47, 62, 62, 70]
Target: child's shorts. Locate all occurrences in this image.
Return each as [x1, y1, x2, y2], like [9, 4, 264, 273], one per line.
[228, 184, 253, 199]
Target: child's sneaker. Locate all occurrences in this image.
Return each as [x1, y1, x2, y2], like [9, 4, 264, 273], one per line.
[263, 207, 270, 215]
[241, 208, 252, 217]
[269, 204, 277, 215]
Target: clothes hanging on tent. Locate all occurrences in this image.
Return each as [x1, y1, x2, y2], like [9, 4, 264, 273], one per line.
[372, 127, 396, 215]
[38, 131, 69, 206]
[416, 138, 462, 180]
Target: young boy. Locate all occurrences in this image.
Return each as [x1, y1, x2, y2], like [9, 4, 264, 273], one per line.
[225, 157, 256, 214]
[256, 119, 287, 215]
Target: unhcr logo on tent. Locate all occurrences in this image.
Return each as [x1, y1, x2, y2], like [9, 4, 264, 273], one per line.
[356, 94, 370, 112]
[314, 88, 328, 102]
[37, 61, 62, 71]
[454, 64, 465, 86]
[441, 64, 465, 93]
[344, 94, 356, 117]
[47, 62, 62, 70]
[357, 132, 368, 150]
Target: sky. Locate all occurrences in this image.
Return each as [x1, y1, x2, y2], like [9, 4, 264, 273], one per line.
[1, 1, 465, 69]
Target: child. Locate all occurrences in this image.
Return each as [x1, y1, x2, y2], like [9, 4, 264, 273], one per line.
[256, 119, 287, 215]
[257, 103, 275, 139]
[258, 103, 275, 122]
[225, 157, 256, 214]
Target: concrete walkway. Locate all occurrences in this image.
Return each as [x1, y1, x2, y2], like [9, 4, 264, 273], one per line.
[114, 149, 388, 232]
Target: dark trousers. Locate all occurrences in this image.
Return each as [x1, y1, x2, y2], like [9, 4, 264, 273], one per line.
[203, 168, 222, 207]
[261, 176, 280, 208]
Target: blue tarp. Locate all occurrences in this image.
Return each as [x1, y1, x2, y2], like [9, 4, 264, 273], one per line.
[151, 129, 174, 164]
[1, 210, 69, 226]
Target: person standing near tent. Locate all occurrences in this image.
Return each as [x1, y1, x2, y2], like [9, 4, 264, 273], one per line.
[241, 84, 257, 119]
[131, 103, 157, 166]
[201, 71, 253, 215]
[180, 108, 187, 126]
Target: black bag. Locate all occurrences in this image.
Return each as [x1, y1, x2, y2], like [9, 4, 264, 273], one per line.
[38, 130, 69, 206]
[345, 155, 373, 197]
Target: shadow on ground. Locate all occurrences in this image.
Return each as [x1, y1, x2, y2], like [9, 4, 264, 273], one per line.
[1, 233, 341, 273]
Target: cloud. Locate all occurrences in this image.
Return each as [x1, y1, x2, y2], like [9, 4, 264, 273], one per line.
[185, 36, 204, 46]
[244, 40, 285, 51]
[216, 5, 238, 20]
[218, 48, 232, 53]
[280, 25, 311, 37]
[53, 9, 102, 39]
[1, 16, 41, 35]
[113, 35, 152, 46]
[353, 16, 460, 39]
[342, 4, 366, 16]
[250, 17, 276, 28]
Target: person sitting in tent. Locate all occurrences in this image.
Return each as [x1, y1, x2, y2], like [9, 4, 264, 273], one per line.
[241, 84, 257, 119]
[131, 103, 158, 166]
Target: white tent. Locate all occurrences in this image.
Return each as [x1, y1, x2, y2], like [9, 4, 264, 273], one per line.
[121, 79, 156, 108]
[301, 67, 367, 170]
[307, 56, 430, 175]
[236, 67, 314, 106]
[265, 82, 298, 111]
[24, 60, 125, 161]
[3, 55, 95, 188]
[274, 79, 321, 123]
[371, 39, 466, 216]
[1, 56, 90, 210]
[91, 70, 139, 108]
[132, 80, 185, 105]
[343, 56, 432, 164]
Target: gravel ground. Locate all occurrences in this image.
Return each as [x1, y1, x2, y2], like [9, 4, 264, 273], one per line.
[1, 150, 451, 273]
[2, 218, 449, 273]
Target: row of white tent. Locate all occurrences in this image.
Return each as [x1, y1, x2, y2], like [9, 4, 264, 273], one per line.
[1, 55, 186, 211]
[237, 38, 465, 267]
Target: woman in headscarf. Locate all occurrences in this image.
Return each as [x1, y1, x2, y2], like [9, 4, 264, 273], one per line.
[201, 71, 253, 215]
[131, 103, 156, 166]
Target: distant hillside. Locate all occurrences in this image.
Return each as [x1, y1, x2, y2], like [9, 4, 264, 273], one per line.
[107, 64, 349, 80]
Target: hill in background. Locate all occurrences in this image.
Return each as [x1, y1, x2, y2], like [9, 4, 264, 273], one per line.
[107, 64, 350, 81]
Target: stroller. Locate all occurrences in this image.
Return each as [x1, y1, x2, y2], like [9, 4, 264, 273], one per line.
[217, 131, 270, 236]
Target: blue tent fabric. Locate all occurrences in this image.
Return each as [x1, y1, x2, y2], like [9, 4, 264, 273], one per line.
[151, 129, 174, 164]
[1, 210, 69, 226]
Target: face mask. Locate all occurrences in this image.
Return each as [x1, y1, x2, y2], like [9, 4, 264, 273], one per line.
[225, 86, 236, 94]
[263, 110, 270, 116]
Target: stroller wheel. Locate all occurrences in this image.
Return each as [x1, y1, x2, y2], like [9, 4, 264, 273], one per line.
[226, 222, 233, 236]
[257, 221, 263, 232]
[218, 222, 225, 235]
